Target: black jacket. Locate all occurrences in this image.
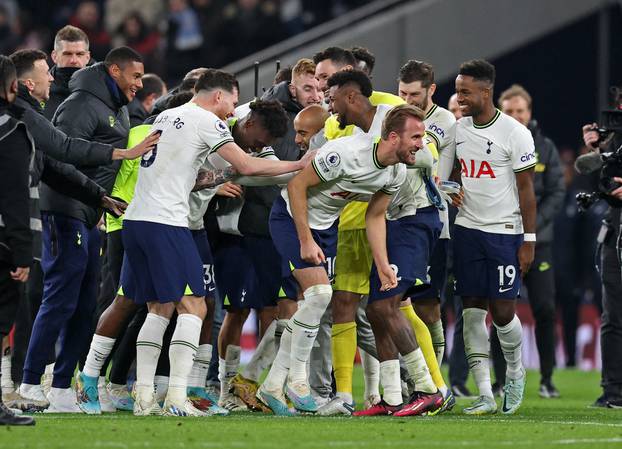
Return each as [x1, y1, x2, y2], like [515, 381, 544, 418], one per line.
[0, 101, 34, 268]
[528, 120, 565, 244]
[234, 82, 301, 237]
[127, 98, 149, 127]
[43, 65, 80, 122]
[12, 88, 107, 258]
[15, 83, 114, 167]
[40, 62, 130, 228]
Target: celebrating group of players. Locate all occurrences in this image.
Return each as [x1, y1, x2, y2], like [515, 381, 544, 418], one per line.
[7, 35, 537, 419]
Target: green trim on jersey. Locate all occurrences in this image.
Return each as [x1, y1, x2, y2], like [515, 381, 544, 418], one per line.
[425, 129, 441, 151]
[208, 138, 234, 155]
[425, 104, 438, 120]
[514, 162, 537, 173]
[311, 159, 328, 182]
[256, 150, 276, 159]
[372, 137, 384, 169]
[473, 109, 501, 129]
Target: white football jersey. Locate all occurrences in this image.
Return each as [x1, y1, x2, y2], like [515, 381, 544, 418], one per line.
[426, 104, 456, 238]
[281, 133, 406, 230]
[124, 102, 233, 227]
[451, 109, 536, 234]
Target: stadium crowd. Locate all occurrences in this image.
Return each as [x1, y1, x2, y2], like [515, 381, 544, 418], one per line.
[0, 0, 372, 83]
[0, 19, 618, 428]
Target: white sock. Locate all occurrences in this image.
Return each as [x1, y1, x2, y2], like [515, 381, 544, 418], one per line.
[135, 313, 170, 399]
[463, 308, 493, 399]
[379, 359, 402, 406]
[288, 284, 332, 385]
[187, 344, 212, 388]
[1, 352, 13, 392]
[167, 314, 202, 403]
[262, 324, 291, 392]
[243, 320, 277, 382]
[218, 345, 241, 401]
[360, 348, 380, 399]
[402, 348, 437, 394]
[494, 315, 524, 380]
[154, 375, 169, 403]
[83, 335, 116, 378]
[428, 320, 445, 366]
[274, 319, 288, 349]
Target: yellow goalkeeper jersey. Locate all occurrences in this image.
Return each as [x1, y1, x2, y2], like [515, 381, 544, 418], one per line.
[324, 90, 405, 231]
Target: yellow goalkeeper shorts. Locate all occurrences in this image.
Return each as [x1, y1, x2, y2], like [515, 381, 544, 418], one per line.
[333, 229, 372, 295]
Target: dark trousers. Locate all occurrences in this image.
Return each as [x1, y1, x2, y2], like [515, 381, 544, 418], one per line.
[491, 244, 557, 385]
[11, 260, 45, 383]
[601, 239, 622, 399]
[448, 294, 469, 386]
[23, 213, 100, 388]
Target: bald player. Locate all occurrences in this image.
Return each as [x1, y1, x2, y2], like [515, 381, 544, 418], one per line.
[294, 104, 330, 151]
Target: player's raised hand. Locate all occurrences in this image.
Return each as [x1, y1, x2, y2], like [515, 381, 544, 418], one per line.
[101, 196, 127, 217]
[301, 239, 325, 265]
[122, 131, 161, 159]
[378, 263, 398, 291]
[298, 149, 318, 168]
[518, 241, 535, 277]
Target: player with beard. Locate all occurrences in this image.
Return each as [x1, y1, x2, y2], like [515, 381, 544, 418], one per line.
[257, 105, 426, 416]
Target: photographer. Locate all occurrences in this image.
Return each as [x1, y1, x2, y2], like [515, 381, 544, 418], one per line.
[581, 115, 622, 408]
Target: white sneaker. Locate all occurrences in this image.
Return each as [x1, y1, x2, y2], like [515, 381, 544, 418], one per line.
[218, 392, 248, 412]
[18, 383, 50, 410]
[45, 387, 82, 413]
[133, 388, 165, 416]
[312, 394, 331, 408]
[98, 378, 116, 413]
[163, 398, 207, 417]
[317, 396, 355, 416]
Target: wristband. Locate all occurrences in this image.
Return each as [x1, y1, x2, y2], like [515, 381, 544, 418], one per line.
[524, 233, 536, 242]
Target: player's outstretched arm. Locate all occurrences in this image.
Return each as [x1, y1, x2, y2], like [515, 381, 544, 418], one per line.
[233, 172, 297, 187]
[365, 191, 397, 292]
[217, 142, 310, 177]
[192, 166, 238, 191]
[288, 164, 324, 265]
[516, 168, 537, 275]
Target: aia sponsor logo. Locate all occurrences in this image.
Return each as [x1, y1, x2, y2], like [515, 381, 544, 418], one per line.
[460, 159, 496, 178]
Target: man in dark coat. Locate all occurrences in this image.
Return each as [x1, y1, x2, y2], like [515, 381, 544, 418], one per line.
[19, 47, 144, 412]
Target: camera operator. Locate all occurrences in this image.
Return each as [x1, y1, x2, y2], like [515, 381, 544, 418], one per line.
[581, 115, 622, 408]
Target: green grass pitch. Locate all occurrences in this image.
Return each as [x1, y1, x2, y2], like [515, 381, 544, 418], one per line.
[2, 369, 621, 449]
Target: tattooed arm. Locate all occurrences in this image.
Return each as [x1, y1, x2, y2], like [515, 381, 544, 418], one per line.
[192, 166, 238, 191]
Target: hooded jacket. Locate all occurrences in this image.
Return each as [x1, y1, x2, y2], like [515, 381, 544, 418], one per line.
[528, 120, 565, 245]
[234, 81, 301, 237]
[40, 62, 130, 228]
[43, 65, 80, 122]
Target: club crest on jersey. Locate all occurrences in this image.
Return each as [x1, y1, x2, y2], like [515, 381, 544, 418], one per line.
[214, 119, 229, 137]
[486, 140, 493, 154]
[460, 159, 496, 178]
[326, 152, 341, 167]
[108, 116, 115, 127]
